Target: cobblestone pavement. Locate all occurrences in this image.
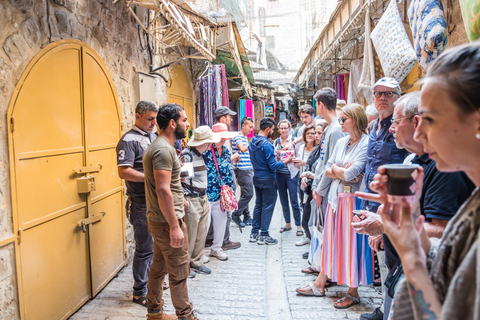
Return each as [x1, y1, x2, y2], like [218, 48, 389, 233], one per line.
[70, 199, 382, 320]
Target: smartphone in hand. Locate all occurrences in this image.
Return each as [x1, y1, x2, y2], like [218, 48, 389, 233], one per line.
[352, 210, 367, 221]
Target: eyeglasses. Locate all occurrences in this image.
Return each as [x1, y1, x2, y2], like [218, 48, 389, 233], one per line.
[391, 116, 414, 127]
[338, 117, 348, 124]
[373, 91, 398, 98]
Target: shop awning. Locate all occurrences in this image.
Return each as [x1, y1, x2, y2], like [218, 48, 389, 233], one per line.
[116, 0, 217, 61]
[216, 22, 255, 96]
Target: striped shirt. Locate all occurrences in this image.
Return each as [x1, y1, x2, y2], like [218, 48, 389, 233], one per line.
[232, 133, 253, 170]
[181, 147, 208, 195]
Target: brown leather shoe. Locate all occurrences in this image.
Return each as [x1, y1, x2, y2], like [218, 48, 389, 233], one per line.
[221, 240, 241, 250]
[178, 311, 199, 320]
[147, 311, 178, 320]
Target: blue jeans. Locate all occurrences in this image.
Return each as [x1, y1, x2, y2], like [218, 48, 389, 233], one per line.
[128, 200, 154, 297]
[232, 169, 254, 220]
[275, 171, 301, 226]
[251, 177, 277, 236]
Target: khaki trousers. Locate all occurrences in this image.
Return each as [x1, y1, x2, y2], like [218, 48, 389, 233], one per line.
[184, 194, 210, 267]
[146, 219, 192, 317]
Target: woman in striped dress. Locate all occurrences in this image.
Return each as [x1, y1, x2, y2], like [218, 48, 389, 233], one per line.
[296, 103, 374, 309]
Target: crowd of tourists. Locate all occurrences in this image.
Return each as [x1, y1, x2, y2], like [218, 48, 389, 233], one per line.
[116, 41, 480, 320]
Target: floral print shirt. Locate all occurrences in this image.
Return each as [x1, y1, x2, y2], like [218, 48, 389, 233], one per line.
[202, 144, 235, 202]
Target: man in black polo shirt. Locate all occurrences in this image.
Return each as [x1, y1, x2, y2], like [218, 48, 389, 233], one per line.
[354, 92, 474, 319]
[116, 100, 158, 307]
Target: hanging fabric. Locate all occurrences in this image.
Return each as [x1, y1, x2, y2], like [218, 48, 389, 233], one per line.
[459, 0, 480, 41]
[359, 7, 375, 90]
[245, 100, 254, 139]
[408, 0, 449, 72]
[370, 0, 418, 83]
[334, 73, 348, 101]
[199, 64, 229, 127]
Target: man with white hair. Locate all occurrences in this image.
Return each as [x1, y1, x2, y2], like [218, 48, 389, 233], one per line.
[358, 77, 409, 320]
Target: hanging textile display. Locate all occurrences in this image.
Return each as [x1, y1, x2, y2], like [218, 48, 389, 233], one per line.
[199, 64, 229, 127]
[348, 60, 373, 105]
[370, 0, 417, 83]
[459, 0, 480, 41]
[238, 99, 255, 139]
[220, 65, 229, 107]
[359, 7, 375, 90]
[334, 73, 349, 101]
[253, 100, 265, 130]
[265, 104, 274, 118]
[408, 0, 448, 72]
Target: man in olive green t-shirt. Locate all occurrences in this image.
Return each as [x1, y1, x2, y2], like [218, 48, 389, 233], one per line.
[143, 103, 197, 320]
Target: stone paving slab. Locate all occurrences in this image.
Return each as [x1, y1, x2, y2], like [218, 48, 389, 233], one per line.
[70, 198, 381, 320]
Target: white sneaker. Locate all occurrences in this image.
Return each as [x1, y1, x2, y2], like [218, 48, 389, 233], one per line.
[295, 237, 310, 246]
[210, 249, 228, 261]
[203, 255, 210, 264]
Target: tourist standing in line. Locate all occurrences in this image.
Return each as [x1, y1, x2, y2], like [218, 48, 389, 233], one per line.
[116, 100, 158, 307]
[231, 117, 255, 227]
[249, 117, 293, 245]
[296, 103, 372, 309]
[182, 126, 221, 277]
[273, 119, 302, 235]
[202, 123, 239, 261]
[143, 103, 197, 320]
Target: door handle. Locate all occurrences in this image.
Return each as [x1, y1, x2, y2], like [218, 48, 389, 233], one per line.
[78, 211, 106, 233]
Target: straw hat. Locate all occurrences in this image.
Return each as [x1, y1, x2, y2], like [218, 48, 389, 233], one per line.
[211, 123, 239, 139]
[187, 126, 221, 147]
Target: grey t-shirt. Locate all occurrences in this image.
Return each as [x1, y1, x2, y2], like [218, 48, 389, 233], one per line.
[143, 136, 184, 222]
[312, 118, 346, 193]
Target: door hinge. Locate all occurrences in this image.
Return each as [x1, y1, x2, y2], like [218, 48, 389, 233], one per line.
[10, 117, 14, 133]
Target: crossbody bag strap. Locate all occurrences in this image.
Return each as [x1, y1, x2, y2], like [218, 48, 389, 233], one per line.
[210, 145, 224, 185]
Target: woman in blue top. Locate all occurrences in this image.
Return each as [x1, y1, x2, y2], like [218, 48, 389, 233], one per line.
[203, 123, 238, 261]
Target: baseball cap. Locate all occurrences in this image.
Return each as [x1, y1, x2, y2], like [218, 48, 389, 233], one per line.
[371, 77, 400, 93]
[215, 106, 237, 117]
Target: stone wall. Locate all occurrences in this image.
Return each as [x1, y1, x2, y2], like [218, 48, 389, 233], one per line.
[0, 0, 190, 317]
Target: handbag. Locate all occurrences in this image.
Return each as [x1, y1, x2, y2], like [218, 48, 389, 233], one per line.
[211, 146, 238, 212]
[384, 258, 405, 299]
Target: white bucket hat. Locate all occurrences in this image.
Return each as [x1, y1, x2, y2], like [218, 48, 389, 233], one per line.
[187, 126, 221, 147]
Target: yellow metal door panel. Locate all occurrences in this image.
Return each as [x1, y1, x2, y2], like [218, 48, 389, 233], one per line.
[21, 208, 90, 320]
[8, 40, 125, 319]
[82, 51, 121, 147]
[167, 65, 195, 128]
[82, 48, 125, 296]
[16, 153, 84, 226]
[12, 46, 83, 154]
[89, 192, 125, 293]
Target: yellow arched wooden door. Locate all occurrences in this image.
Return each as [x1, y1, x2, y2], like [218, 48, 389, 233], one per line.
[167, 64, 195, 132]
[7, 40, 126, 320]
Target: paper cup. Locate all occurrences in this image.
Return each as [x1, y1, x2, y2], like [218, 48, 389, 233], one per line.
[383, 164, 419, 203]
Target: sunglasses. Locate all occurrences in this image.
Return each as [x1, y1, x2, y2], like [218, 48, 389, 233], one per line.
[373, 91, 398, 98]
[338, 117, 348, 124]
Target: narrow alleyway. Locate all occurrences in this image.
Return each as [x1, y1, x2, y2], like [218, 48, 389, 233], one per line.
[70, 199, 381, 320]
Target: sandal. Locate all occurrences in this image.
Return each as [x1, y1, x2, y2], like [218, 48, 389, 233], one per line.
[301, 267, 319, 275]
[296, 284, 325, 297]
[279, 227, 292, 233]
[333, 293, 360, 309]
[325, 279, 337, 288]
[132, 295, 147, 307]
[296, 230, 304, 236]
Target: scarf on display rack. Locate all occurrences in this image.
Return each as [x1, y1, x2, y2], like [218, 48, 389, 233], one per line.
[199, 64, 229, 127]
